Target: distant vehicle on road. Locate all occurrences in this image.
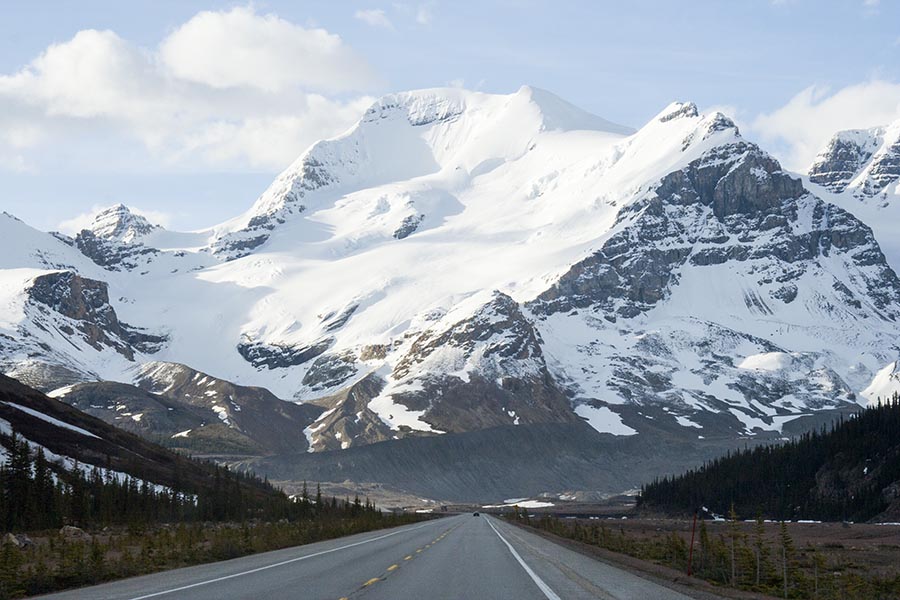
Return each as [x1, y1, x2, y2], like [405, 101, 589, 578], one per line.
[473, 512, 480, 517]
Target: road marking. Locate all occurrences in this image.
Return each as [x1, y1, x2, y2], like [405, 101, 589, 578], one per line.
[486, 517, 562, 600]
[404, 555, 413, 560]
[387, 564, 399, 571]
[363, 577, 381, 587]
[125, 520, 440, 600]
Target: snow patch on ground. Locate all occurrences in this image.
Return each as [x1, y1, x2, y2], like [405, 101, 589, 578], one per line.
[483, 500, 555, 509]
[47, 385, 76, 399]
[675, 415, 702, 429]
[574, 404, 637, 436]
[1, 402, 100, 439]
[738, 352, 793, 372]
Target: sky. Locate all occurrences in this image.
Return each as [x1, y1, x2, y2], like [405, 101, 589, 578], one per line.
[1, 0, 899, 232]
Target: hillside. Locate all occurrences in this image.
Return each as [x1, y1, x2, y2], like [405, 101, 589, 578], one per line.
[53, 362, 323, 455]
[0, 374, 293, 527]
[638, 397, 900, 522]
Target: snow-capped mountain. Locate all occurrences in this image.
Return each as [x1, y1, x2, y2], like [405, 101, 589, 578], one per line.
[86, 204, 161, 243]
[806, 119, 900, 273]
[809, 120, 900, 197]
[2, 86, 899, 470]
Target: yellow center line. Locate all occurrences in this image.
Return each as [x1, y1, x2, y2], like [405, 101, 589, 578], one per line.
[338, 521, 469, 599]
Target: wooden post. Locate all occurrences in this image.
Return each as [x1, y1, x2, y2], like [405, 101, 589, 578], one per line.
[687, 511, 698, 576]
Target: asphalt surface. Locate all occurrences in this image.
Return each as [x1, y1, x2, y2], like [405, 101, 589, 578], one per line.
[34, 514, 698, 599]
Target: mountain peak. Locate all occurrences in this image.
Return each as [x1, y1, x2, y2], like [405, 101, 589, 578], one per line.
[656, 101, 699, 123]
[87, 204, 161, 244]
[212, 86, 633, 256]
[360, 86, 632, 135]
[514, 85, 634, 134]
[809, 119, 900, 196]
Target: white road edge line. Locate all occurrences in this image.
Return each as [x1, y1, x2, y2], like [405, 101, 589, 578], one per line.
[486, 517, 562, 600]
[127, 520, 440, 600]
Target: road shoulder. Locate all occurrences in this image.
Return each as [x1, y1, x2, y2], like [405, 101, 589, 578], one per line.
[503, 519, 778, 600]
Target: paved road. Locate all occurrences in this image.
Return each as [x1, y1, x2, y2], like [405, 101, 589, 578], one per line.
[34, 514, 698, 599]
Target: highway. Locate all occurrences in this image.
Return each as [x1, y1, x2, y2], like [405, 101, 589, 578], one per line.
[34, 514, 698, 599]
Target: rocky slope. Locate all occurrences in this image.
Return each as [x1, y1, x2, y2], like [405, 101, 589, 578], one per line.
[809, 120, 900, 197]
[807, 118, 900, 278]
[53, 362, 323, 455]
[3, 87, 900, 498]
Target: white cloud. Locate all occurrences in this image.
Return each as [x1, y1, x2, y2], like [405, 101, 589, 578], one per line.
[750, 80, 900, 171]
[0, 153, 32, 173]
[0, 7, 381, 173]
[862, 0, 881, 15]
[172, 96, 374, 169]
[160, 7, 379, 93]
[354, 9, 394, 29]
[416, 2, 436, 25]
[56, 211, 97, 235]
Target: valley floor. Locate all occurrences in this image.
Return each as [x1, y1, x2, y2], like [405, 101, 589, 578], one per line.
[513, 514, 900, 600]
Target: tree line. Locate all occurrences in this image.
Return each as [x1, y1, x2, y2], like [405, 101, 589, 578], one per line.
[638, 396, 900, 521]
[0, 427, 379, 532]
[0, 426, 425, 598]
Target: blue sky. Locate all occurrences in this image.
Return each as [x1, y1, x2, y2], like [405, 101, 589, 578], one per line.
[2, 0, 899, 232]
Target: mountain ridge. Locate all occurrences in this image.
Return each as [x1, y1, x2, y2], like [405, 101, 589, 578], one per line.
[3, 86, 900, 496]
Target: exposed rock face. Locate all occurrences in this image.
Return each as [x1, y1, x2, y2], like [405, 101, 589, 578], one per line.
[524, 136, 900, 436]
[63, 204, 164, 271]
[27, 271, 166, 359]
[88, 204, 160, 242]
[394, 293, 542, 379]
[809, 123, 900, 196]
[809, 132, 878, 193]
[531, 143, 799, 318]
[322, 305, 358, 332]
[867, 136, 900, 194]
[390, 292, 579, 432]
[302, 350, 358, 391]
[531, 140, 898, 322]
[237, 338, 333, 369]
[391, 372, 577, 433]
[303, 373, 394, 452]
[124, 361, 323, 454]
[393, 214, 424, 239]
[74, 229, 158, 271]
